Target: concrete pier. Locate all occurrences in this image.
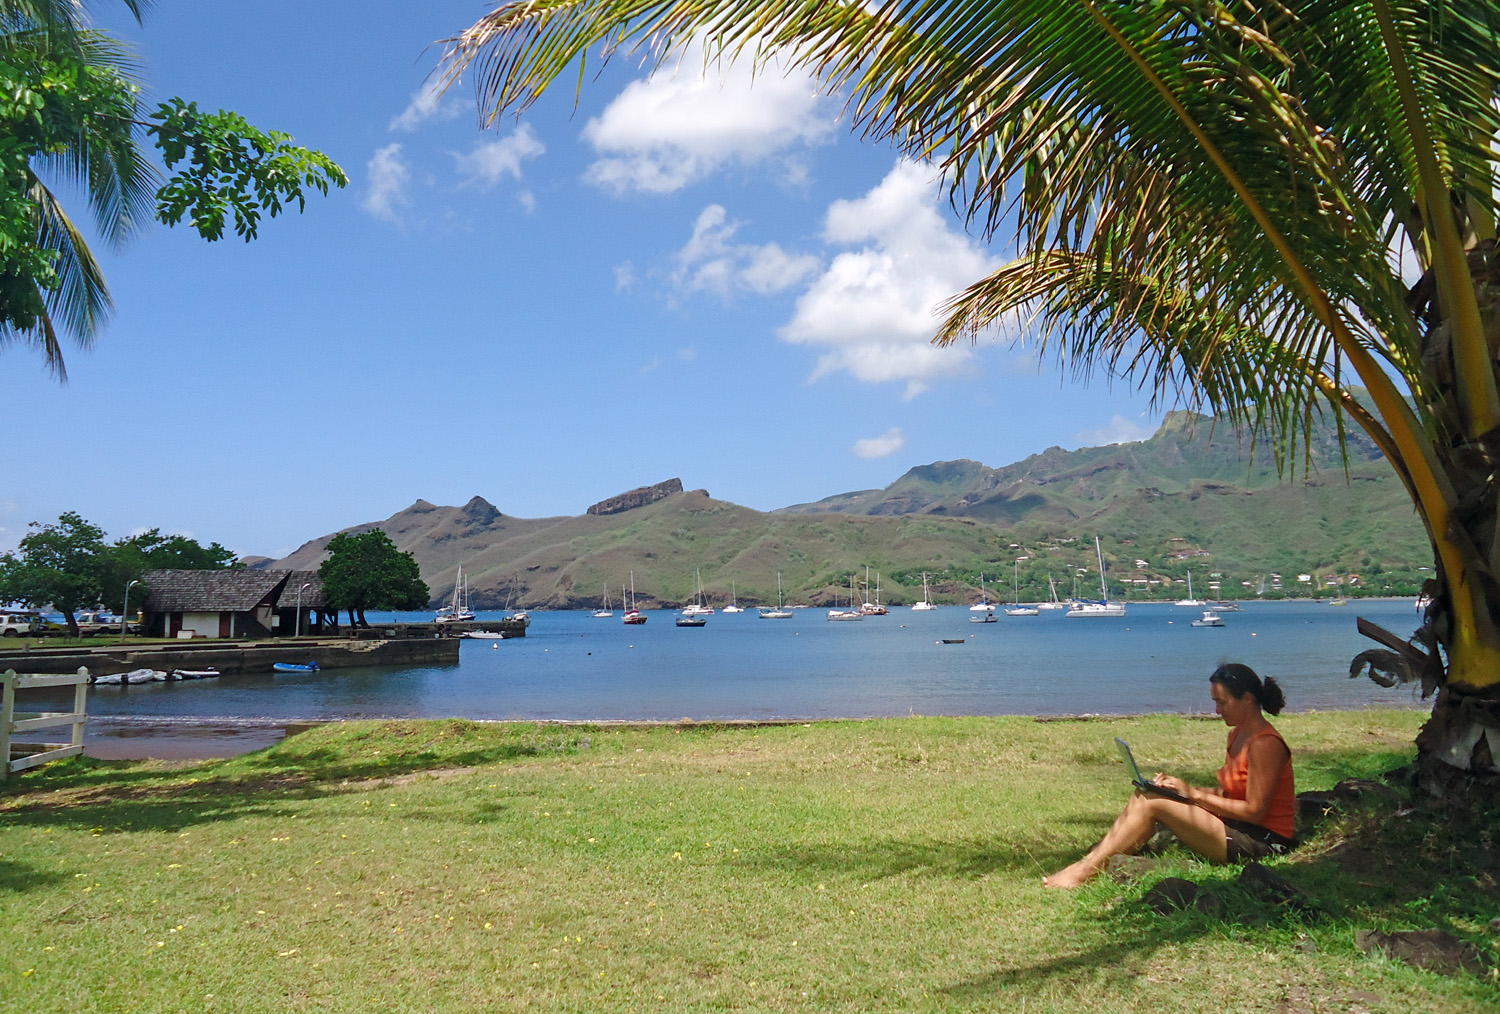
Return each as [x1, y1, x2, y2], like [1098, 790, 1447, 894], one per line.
[0, 636, 459, 677]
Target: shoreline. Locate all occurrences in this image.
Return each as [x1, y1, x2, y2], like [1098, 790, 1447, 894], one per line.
[7, 703, 1427, 762]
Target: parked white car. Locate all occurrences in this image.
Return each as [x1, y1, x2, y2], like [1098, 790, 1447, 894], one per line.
[0, 612, 39, 637]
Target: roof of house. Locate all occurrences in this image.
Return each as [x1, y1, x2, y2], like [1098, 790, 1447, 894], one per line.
[141, 569, 289, 613]
[271, 571, 326, 609]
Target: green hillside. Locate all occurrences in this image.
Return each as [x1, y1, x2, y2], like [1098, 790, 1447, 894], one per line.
[268, 411, 1429, 610]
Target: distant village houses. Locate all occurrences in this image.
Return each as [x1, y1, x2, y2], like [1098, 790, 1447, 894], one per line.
[140, 570, 333, 639]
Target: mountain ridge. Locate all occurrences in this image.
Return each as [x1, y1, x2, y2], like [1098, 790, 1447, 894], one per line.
[265, 410, 1426, 609]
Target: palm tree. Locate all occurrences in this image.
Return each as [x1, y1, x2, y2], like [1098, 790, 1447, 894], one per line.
[442, 1, 1500, 794]
[0, 1, 156, 379]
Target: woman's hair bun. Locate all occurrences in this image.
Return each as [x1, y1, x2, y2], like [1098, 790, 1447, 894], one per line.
[1210, 662, 1286, 715]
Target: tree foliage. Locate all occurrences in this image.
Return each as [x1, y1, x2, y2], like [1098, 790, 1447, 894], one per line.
[1, 1, 346, 378]
[0, 512, 239, 630]
[0, 510, 108, 635]
[318, 530, 430, 627]
[443, 0, 1500, 788]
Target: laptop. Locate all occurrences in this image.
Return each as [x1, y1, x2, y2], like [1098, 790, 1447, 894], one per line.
[1114, 738, 1193, 804]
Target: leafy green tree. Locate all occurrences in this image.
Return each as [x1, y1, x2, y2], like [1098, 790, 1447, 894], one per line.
[319, 530, 430, 628]
[97, 528, 240, 612]
[1, 1, 346, 378]
[0, 510, 107, 635]
[444, 1, 1500, 795]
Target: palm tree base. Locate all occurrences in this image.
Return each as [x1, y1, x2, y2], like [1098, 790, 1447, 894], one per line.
[1414, 685, 1500, 801]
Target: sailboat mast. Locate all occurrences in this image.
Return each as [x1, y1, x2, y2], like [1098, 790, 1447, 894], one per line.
[1095, 536, 1108, 601]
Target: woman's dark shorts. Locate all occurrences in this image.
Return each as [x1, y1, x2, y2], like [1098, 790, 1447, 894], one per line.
[1224, 818, 1296, 861]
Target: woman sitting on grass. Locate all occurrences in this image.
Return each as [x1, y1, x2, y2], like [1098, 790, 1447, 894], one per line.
[1043, 662, 1296, 889]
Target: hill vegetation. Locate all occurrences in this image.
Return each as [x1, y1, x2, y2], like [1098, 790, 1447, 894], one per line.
[268, 412, 1428, 610]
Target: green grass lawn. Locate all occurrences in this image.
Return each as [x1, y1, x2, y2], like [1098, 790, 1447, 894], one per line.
[1, 712, 1495, 1012]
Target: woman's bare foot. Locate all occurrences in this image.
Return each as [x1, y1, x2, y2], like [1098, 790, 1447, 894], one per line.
[1042, 857, 1099, 889]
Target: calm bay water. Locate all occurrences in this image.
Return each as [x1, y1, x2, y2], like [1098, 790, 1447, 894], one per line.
[77, 600, 1427, 725]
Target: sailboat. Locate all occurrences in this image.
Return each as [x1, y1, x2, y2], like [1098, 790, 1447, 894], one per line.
[759, 572, 793, 619]
[722, 582, 745, 613]
[828, 574, 865, 621]
[682, 570, 714, 616]
[969, 574, 995, 612]
[1066, 537, 1127, 617]
[859, 567, 888, 615]
[911, 572, 937, 611]
[1174, 571, 1204, 607]
[592, 583, 613, 619]
[1005, 559, 1040, 616]
[622, 571, 647, 624]
[435, 564, 476, 624]
[1038, 575, 1066, 611]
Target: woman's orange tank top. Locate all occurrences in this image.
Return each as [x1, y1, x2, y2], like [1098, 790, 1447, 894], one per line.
[1216, 726, 1296, 839]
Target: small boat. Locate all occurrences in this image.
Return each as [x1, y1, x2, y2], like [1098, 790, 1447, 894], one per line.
[760, 572, 793, 619]
[1005, 559, 1039, 615]
[969, 573, 995, 612]
[681, 569, 714, 616]
[623, 571, 648, 624]
[911, 572, 937, 611]
[675, 614, 707, 627]
[859, 567, 888, 615]
[828, 574, 866, 620]
[436, 564, 476, 624]
[592, 583, 613, 619]
[167, 668, 220, 680]
[461, 630, 507, 639]
[93, 668, 165, 685]
[722, 582, 745, 614]
[1038, 576, 1067, 611]
[939, 638, 966, 644]
[272, 661, 321, 673]
[1191, 610, 1226, 627]
[969, 613, 997, 624]
[1209, 600, 1242, 612]
[1174, 571, 1204, 607]
[1066, 537, 1127, 617]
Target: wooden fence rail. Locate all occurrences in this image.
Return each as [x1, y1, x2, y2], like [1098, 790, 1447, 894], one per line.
[1, 667, 89, 778]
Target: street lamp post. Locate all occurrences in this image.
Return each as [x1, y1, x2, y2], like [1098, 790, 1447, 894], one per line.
[121, 579, 139, 644]
[295, 583, 312, 638]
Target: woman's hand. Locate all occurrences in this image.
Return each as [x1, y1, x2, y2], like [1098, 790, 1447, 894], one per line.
[1152, 774, 1192, 798]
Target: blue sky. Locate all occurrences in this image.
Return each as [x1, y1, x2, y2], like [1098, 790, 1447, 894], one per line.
[3, 1, 1161, 558]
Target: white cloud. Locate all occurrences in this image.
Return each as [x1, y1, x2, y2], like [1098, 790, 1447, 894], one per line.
[362, 144, 410, 223]
[674, 204, 819, 297]
[389, 82, 460, 132]
[852, 427, 906, 459]
[779, 160, 1001, 398]
[614, 261, 638, 292]
[454, 124, 546, 188]
[581, 44, 837, 193]
[517, 190, 537, 214]
[1074, 415, 1155, 446]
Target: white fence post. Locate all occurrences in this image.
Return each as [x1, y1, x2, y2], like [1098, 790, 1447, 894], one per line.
[2, 667, 90, 778]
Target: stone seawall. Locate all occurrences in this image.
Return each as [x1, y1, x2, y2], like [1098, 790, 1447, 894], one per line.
[0, 637, 459, 677]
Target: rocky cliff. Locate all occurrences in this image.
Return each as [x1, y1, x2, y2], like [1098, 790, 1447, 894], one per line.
[586, 478, 686, 516]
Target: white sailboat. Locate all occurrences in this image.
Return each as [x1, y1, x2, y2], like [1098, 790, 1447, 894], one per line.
[682, 570, 714, 616]
[1174, 571, 1204, 607]
[1005, 559, 1040, 616]
[911, 572, 937, 611]
[1038, 575, 1067, 611]
[592, 583, 613, 619]
[969, 574, 996, 612]
[759, 572, 793, 619]
[859, 567, 888, 615]
[722, 582, 745, 613]
[435, 564, 476, 624]
[1066, 537, 1127, 617]
[828, 574, 865, 621]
